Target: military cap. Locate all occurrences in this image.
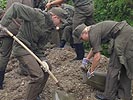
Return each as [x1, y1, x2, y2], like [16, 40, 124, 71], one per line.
[48, 7, 67, 23]
[0, 8, 4, 15]
[73, 23, 87, 39]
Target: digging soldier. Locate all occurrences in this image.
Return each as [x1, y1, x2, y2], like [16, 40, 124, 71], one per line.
[0, 3, 67, 100]
[46, 0, 95, 60]
[73, 21, 133, 100]
[0, 0, 60, 90]
[0, 0, 37, 90]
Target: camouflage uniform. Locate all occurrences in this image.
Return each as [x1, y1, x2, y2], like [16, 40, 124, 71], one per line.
[88, 21, 133, 100]
[0, 0, 33, 89]
[0, 3, 66, 100]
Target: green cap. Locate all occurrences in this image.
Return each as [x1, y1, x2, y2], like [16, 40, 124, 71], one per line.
[73, 23, 87, 38]
[0, 8, 4, 15]
[49, 7, 67, 23]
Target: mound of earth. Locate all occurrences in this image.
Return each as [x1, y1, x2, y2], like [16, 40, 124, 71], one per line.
[0, 46, 109, 100]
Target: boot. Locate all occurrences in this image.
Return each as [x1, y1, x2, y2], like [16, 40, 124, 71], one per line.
[73, 43, 85, 60]
[0, 70, 5, 89]
[60, 40, 66, 48]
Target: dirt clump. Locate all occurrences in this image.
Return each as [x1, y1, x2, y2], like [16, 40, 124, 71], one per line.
[0, 46, 109, 100]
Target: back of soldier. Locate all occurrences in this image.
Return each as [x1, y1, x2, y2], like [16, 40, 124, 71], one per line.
[5, 0, 33, 35]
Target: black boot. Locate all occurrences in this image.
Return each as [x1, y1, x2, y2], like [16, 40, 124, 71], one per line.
[0, 70, 5, 89]
[73, 43, 85, 60]
[60, 40, 66, 48]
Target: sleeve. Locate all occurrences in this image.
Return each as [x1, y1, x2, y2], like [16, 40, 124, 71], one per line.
[0, 2, 37, 27]
[89, 30, 102, 53]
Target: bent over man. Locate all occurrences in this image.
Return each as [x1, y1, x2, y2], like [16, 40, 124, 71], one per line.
[0, 3, 67, 100]
[73, 21, 133, 100]
[0, 0, 35, 90]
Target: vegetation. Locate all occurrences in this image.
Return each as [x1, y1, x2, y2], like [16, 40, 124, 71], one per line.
[94, 0, 133, 56]
[0, 0, 132, 24]
[0, 0, 7, 8]
[94, 0, 133, 26]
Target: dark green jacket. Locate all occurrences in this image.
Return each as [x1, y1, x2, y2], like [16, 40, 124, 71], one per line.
[4, 0, 33, 36]
[89, 20, 133, 79]
[0, 2, 55, 57]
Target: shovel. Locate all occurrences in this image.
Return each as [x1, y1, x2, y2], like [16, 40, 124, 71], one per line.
[0, 25, 58, 84]
[0, 25, 76, 100]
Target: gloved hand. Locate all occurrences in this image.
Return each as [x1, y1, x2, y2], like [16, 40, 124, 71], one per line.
[87, 70, 94, 79]
[82, 58, 90, 66]
[41, 60, 49, 72]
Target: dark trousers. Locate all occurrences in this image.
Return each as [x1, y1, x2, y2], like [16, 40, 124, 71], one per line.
[0, 37, 13, 71]
[103, 50, 132, 100]
[0, 37, 13, 88]
[17, 54, 51, 100]
[59, 25, 74, 48]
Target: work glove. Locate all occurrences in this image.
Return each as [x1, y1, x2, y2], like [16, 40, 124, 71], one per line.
[81, 58, 90, 72]
[82, 58, 90, 66]
[41, 60, 49, 72]
[87, 70, 94, 79]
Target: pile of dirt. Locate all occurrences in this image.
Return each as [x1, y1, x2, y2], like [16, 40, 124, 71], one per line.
[0, 46, 109, 100]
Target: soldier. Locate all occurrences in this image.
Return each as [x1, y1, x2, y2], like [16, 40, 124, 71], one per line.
[73, 21, 133, 100]
[58, 3, 74, 48]
[0, 0, 35, 90]
[46, 0, 95, 60]
[0, 3, 67, 100]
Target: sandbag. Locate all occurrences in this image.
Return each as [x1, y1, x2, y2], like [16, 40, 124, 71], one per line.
[82, 71, 106, 91]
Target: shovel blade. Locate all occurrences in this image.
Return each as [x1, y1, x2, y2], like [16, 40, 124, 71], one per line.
[52, 90, 76, 100]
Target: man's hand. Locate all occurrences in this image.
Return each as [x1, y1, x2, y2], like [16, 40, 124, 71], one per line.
[81, 58, 90, 71]
[41, 60, 49, 72]
[82, 58, 90, 66]
[45, 2, 52, 10]
[87, 70, 94, 79]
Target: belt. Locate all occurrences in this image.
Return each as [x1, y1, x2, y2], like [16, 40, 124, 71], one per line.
[111, 21, 127, 39]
